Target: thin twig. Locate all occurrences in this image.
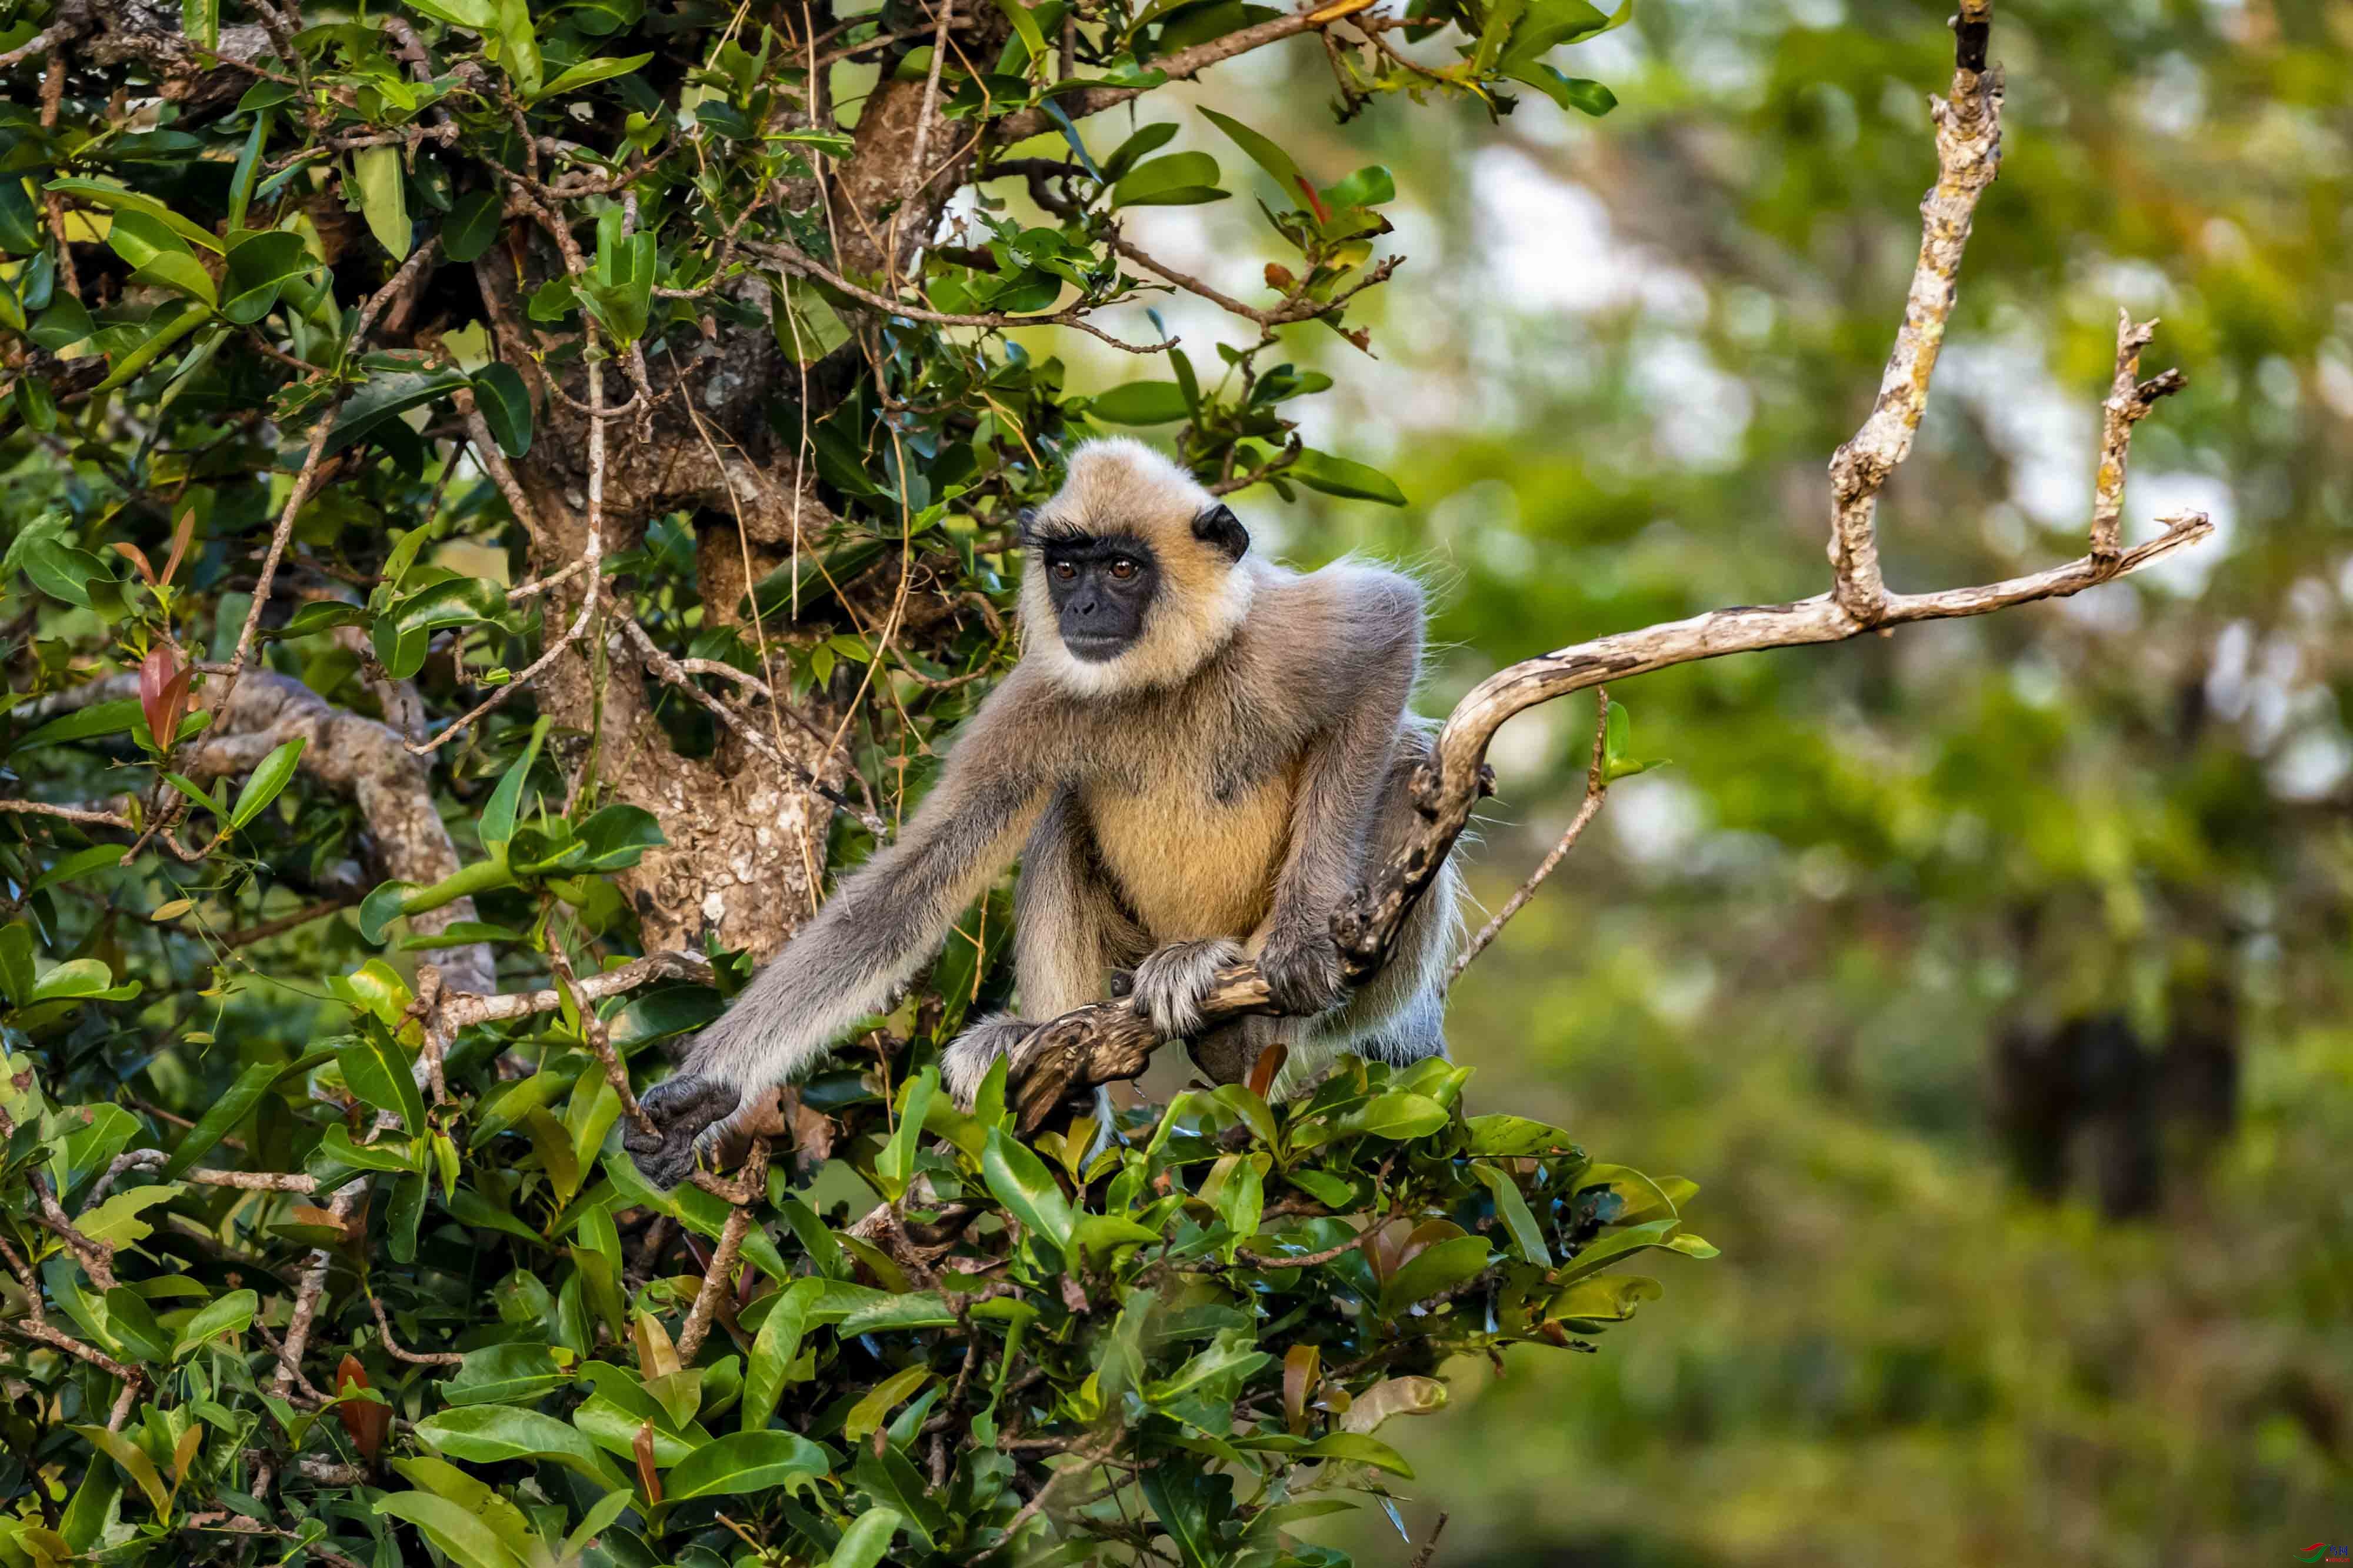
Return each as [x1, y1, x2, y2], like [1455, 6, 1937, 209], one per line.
[1447, 686, 1611, 986]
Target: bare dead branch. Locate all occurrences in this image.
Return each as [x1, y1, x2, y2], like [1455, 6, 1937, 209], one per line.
[742, 239, 1176, 354]
[370, 1292, 464, 1366]
[436, 948, 717, 1028]
[2091, 310, 2188, 559]
[676, 1137, 769, 1360]
[549, 945, 660, 1141]
[1825, 0, 2000, 625]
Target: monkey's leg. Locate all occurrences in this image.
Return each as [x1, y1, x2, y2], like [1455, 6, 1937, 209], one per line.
[1278, 734, 1464, 1095]
[942, 792, 1146, 1106]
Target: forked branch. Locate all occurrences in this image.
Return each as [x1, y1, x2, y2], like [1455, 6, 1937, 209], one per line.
[996, 0, 2214, 1130]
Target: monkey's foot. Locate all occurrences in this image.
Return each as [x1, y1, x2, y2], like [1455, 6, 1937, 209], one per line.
[625, 1074, 744, 1190]
[1128, 938, 1247, 1039]
[1257, 930, 1347, 1016]
[941, 1012, 1045, 1108]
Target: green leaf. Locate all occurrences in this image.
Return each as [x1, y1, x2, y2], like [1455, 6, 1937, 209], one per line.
[1499, 0, 1612, 62]
[376, 1492, 526, 1568]
[849, 1442, 946, 1550]
[72, 1426, 169, 1516]
[441, 189, 503, 264]
[479, 716, 548, 853]
[228, 737, 305, 829]
[532, 52, 653, 99]
[164, 1059, 295, 1177]
[1470, 1162, 1552, 1266]
[1502, 62, 1617, 115]
[1462, 1113, 1582, 1157]
[100, 1288, 172, 1362]
[982, 1127, 1074, 1251]
[11, 699, 141, 752]
[1550, 1217, 1685, 1284]
[471, 363, 534, 457]
[1101, 121, 1180, 182]
[372, 576, 506, 679]
[352, 145, 411, 261]
[1295, 1431, 1416, 1473]
[1547, 1273, 1662, 1323]
[1200, 107, 1309, 209]
[326, 369, 471, 455]
[825, 1509, 903, 1568]
[29, 959, 139, 1005]
[1321, 164, 1395, 211]
[990, 0, 1049, 64]
[1142, 1466, 1226, 1568]
[415, 1406, 627, 1488]
[220, 229, 312, 325]
[0, 177, 42, 255]
[492, 0, 544, 94]
[1089, 381, 1191, 425]
[339, 1025, 427, 1130]
[664, 1430, 832, 1502]
[1111, 152, 1228, 208]
[571, 803, 665, 872]
[1286, 448, 1407, 505]
[1325, 1091, 1449, 1142]
[402, 0, 501, 28]
[46, 179, 222, 252]
[442, 1342, 566, 1406]
[742, 1278, 822, 1433]
[92, 300, 210, 394]
[842, 1365, 930, 1443]
[876, 1068, 938, 1200]
[173, 1288, 257, 1359]
[1379, 1233, 1492, 1315]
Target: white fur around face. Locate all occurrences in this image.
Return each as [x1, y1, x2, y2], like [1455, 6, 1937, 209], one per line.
[1019, 438, 1261, 696]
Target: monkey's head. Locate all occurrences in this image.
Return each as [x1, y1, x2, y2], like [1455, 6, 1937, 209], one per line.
[1018, 438, 1256, 696]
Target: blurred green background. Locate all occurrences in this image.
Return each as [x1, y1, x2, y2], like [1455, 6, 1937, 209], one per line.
[1028, 0, 2353, 1561]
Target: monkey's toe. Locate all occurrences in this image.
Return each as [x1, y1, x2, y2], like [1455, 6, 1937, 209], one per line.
[1258, 935, 1347, 1016]
[1129, 938, 1247, 1039]
[941, 1013, 1040, 1107]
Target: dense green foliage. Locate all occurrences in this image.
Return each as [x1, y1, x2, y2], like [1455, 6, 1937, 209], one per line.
[0, 1020, 1707, 1566]
[0, 0, 1731, 1562]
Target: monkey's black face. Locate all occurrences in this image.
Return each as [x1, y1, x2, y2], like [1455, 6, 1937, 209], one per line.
[1038, 535, 1159, 661]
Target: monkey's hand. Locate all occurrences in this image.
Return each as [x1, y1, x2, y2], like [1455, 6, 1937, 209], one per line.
[941, 1012, 1044, 1107]
[1258, 929, 1348, 1017]
[624, 1074, 745, 1190]
[1128, 938, 1247, 1038]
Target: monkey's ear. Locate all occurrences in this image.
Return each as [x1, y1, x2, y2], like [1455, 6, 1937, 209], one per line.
[1015, 507, 1042, 546]
[1192, 503, 1249, 562]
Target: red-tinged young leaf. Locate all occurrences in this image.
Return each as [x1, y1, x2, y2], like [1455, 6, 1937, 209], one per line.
[337, 1355, 389, 1460]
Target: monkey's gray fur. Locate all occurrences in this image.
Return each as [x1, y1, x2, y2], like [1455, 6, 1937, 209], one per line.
[625, 438, 1462, 1188]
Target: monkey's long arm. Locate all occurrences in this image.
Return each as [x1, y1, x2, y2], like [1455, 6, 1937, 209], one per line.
[626, 680, 1060, 1186]
[1256, 568, 1426, 1011]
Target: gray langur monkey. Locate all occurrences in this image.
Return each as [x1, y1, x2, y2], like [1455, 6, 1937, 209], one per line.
[625, 437, 1461, 1188]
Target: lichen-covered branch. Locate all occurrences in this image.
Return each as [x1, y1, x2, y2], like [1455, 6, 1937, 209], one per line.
[1824, 0, 2001, 625]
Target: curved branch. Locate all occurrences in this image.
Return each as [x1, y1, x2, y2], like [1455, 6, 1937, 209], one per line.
[996, 0, 2220, 1121]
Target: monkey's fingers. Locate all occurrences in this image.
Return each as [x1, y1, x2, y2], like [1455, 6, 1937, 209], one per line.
[627, 1074, 744, 1189]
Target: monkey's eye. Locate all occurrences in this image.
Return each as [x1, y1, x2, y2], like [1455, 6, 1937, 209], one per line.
[1108, 558, 1137, 581]
[1052, 561, 1078, 581]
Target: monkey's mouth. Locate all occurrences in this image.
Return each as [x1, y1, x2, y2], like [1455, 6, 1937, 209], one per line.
[1062, 632, 1131, 661]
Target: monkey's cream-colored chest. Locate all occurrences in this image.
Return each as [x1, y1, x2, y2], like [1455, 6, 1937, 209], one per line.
[1083, 770, 1295, 942]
